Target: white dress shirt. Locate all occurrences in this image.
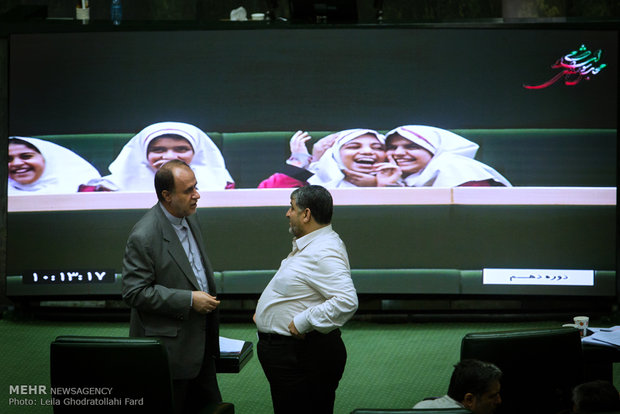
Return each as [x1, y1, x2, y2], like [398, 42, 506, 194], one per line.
[159, 203, 209, 294]
[255, 224, 358, 336]
[413, 395, 465, 409]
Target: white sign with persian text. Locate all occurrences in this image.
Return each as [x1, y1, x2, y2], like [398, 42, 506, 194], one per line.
[483, 268, 594, 286]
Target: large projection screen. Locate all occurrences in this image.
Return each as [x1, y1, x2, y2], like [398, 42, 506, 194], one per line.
[5, 26, 617, 298]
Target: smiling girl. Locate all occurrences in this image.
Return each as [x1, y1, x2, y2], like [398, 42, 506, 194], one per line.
[375, 125, 511, 187]
[306, 129, 387, 188]
[8, 137, 100, 194]
[89, 122, 234, 192]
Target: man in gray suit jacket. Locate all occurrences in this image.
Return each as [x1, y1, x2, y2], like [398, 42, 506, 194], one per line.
[122, 159, 221, 413]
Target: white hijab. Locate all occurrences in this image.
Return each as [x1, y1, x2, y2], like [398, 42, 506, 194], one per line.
[308, 129, 385, 188]
[100, 122, 234, 191]
[385, 125, 512, 187]
[8, 137, 101, 195]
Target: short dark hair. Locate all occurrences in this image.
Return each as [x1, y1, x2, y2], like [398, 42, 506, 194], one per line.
[447, 359, 502, 402]
[9, 138, 41, 154]
[154, 159, 190, 202]
[291, 185, 333, 225]
[573, 380, 620, 413]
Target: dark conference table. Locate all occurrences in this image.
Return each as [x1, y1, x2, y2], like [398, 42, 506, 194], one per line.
[582, 342, 619, 383]
[216, 341, 254, 374]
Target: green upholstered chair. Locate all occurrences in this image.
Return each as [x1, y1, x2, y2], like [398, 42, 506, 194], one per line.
[50, 336, 234, 413]
[352, 269, 461, 295]
[220, 270, 276, 294]
[350, 409, 471, 413]
[460, 327, 583, 414]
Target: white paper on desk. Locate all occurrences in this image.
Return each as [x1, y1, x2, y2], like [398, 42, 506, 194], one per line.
[582, 326, 620, 348]
[219, 336, 246, 354]
[589, 326, 620, 333]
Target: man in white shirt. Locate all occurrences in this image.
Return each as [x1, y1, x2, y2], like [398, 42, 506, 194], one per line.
[414, 359, 502, 414]
[254, 185, 358, 414]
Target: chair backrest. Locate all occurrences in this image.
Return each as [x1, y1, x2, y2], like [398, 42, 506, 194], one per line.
[50, 336, 175, 413]
[460, 327, 583, 414]
[350, 409, 471, 414]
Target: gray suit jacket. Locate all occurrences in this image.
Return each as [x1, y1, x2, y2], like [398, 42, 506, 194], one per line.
[121, 203, 220, 380]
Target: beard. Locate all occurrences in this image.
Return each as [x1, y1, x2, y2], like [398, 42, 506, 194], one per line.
[288, 222, 301, 238]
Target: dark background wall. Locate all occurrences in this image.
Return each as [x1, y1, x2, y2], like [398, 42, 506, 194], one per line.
[6, 205, 616, 277]
[0, 39, 7, 307]
[8, 28, 618, 135]
[1, 0, 619, 23]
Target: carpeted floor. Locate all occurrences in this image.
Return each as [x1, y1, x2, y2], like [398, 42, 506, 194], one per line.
[1, 315, 618, 413]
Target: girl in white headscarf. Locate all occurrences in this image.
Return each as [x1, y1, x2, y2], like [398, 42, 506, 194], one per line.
[92, 122, 234, 191]
[258, 129, 387, 189]
[376, 125, 511, 187]
[306, 129, 386, 188]
[8, 137, 101, 195]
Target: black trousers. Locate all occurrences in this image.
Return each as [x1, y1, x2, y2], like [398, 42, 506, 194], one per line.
[257, 329, 347, 414]
[172, 348, 222, 414]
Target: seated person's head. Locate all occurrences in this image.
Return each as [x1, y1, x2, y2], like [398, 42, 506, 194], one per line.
[447, 359, 502, 414]
[572, 380, 620, 413]
[8, 138, 46, 185]
[146, 133, 195, 172]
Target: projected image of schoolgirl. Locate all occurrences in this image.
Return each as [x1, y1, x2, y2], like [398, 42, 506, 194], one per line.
[375, 125, 511, 187]
[88, 121, 235, 191]
[8, 137, 101, 195]
[306, 129, 387, 188]
[259, 129, 388, 188]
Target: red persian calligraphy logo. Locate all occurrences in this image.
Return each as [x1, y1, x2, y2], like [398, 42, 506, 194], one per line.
[524, 44, 606, 89]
